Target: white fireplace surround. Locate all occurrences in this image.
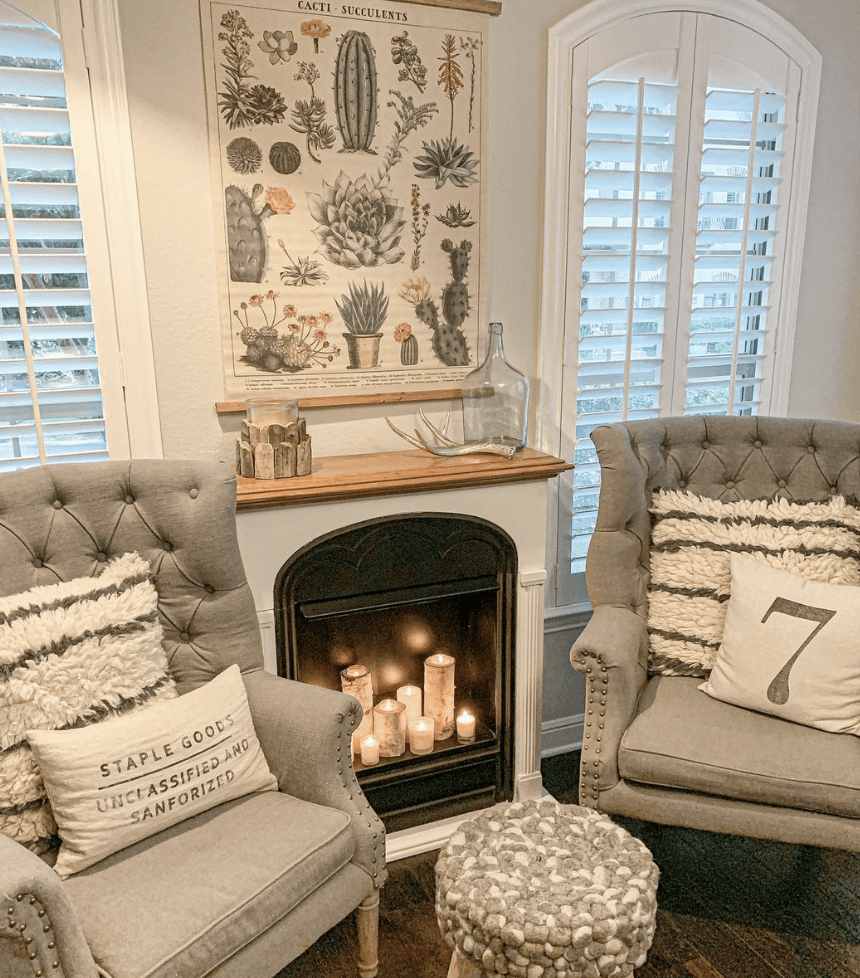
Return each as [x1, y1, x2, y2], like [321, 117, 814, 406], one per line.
[235, 455, 558, 859]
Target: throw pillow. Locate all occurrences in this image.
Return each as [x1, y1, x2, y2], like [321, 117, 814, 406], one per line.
[27, 664, 278, 878]
[699, 553, 860, 734]
[0, 552, 177, 852]
[647, 490, 860, 677]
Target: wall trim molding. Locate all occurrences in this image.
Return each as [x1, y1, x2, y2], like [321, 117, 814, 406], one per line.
[541, 713, 584, 757]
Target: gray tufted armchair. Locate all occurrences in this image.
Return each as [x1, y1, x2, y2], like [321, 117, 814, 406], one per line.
[572, 415, 860, 851]
[0, 459, 386, 978]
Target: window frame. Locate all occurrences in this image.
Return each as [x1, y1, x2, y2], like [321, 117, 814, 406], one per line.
[537, 0, 821, 610]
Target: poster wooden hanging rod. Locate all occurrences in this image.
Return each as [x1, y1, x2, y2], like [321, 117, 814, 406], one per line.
[395, 0, 502, 14]
[216, 387, 465, 413]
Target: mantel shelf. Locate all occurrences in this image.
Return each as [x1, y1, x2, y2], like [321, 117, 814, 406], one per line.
[236, 447, 571, 511]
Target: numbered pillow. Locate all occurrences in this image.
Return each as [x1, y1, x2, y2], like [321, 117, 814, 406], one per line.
[699, 553, 860, 734]
[27, 664, 277, 878]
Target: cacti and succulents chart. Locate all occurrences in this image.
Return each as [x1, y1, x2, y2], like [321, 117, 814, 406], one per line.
[199, 0, 488, 399]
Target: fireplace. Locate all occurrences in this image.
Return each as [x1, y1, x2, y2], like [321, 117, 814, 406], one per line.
[274, 514, 516, 832]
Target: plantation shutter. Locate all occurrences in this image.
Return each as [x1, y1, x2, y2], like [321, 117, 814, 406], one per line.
[558, 11, 804, 600]
[0, 1, 124, 472]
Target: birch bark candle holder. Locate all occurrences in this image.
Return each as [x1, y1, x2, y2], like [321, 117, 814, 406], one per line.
[340, 664, 374, 755]
[373, 698, 406, 757]
[424, 653, 456, 740]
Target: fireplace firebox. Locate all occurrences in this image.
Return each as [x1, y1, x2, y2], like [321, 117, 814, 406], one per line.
[274, 513, 516, 832]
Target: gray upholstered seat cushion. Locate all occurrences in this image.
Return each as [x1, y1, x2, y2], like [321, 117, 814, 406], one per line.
[618, 677, 860, 818]
[62, 791, 353, 978]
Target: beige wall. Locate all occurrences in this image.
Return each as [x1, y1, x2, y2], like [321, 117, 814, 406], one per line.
[117, 0, 860, 740]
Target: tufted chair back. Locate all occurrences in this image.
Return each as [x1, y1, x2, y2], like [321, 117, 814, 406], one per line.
[0, 459, 263, 692]
[587, 416, 860, 626]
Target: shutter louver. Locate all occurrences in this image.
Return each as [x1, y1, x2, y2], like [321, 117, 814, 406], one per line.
[0, 12, 107, 471]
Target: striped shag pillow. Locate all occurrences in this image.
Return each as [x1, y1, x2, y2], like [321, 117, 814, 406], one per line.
[647, 489, 860, 677]
[0, 552, 177, 852]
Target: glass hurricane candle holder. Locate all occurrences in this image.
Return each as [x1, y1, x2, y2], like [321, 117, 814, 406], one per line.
[245, 395, 298, 428]
[359, 734, 380, 766]
[456, 710, 476, 743]
[408, 717, 435, 755]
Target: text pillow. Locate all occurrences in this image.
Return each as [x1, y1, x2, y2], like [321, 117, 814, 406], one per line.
[647, 490, 860, 677]
[27, 664, 277, 878]
[699, 553, 860, 734]
[0, 552, 177, 852]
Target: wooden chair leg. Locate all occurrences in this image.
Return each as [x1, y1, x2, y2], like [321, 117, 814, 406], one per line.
[355, 891, 380, 978]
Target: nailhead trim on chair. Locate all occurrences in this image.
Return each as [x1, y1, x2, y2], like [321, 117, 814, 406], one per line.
[577, 654, 608, 808]
[2, 895, 62, 977]
[337, 707, 386, 883]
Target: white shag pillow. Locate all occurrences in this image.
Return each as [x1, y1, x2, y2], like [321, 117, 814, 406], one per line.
[700, 553, 860, 735]
[28, 664, 278, 878]
[647, 490, 860, 677]
[0, 552, 177, 852]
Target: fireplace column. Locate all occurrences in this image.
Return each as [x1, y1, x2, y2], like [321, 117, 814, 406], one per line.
[515, 569, 547, 800]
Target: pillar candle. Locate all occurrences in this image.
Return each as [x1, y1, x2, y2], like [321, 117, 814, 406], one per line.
[456, 709, 476, 743]
[359, 734, 379, 766]
[408, 717, 435, 755]
[373, 698, 406, 757]
[340, 664, 373, 755]
[424, 653, 455, 740]
[396, 684, 422, 724]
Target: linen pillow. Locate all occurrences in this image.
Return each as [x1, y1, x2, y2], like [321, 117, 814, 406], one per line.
[0, 552, 177, 852]
[27, 664, 278, 878]
[647, 490, 860, 677]
[699, 553, 860, 734]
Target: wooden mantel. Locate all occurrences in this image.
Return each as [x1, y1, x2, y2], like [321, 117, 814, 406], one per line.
[236, 447, 571, 511]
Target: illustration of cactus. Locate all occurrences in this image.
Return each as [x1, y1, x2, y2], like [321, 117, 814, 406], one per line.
[414, 136, 479, 190]
[437, 34, 463, 139]
[226, 136, 262, 174]
[395, 322, 419, 365]
[437, 202, 475, 228]
[301, 19, 331, 53]
[391, 31, 427, 91]
[217, 11, 288, 129]
[410, 184, 430, 270]
[398, 238, 472, 366]
[336, 279, 389, 335]
[291, 62, 336, 163]
[334, 31, 378, 153]
[278, 239, 329, 287]
[225, 184, 295, 283]
[234, 292, 340, 372]
[459, 36, 480, 133]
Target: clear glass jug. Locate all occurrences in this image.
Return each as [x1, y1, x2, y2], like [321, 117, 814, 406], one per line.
[461, 322, 529, 449]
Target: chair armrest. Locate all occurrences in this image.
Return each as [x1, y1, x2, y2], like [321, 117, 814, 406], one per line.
[570, 606, 649, 806]
[0, 834, 98, 978]
[242, 669, 386, 889]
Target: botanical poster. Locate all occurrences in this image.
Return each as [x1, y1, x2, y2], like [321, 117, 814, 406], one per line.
[199, 0, 489, 400]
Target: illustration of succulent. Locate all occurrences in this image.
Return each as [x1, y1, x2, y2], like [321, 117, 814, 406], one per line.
[391, 31, 427, 92]
[301, 19, 331, 53]
[410, 184, 430, 270]
[336, 279, 389, 335]
[334, 31, 378, 153]
[269, 141, 301, 174]
[414, 136, 479, 189]
[459, 36, 481, 133]
[226, 136, 262, 174]
[307, 169, 405, 269]
[436, 201, 475, 228]
[225, 183, 295, 283]
[398, 238, 472, 366]
[291, 61, 336, 164]
[380, 90, 438, 175]
[437, 34, 463, 139]
[278, 239, 329, 287]
[234, 292, 340, 372]
[258, 29, 298, 64]
[216, 9, 256, 129]
[246, 85, 287, 126]
[395, 321, 419, 365]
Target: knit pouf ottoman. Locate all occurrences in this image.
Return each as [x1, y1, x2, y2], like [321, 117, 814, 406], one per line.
[435, 800, 659, 978]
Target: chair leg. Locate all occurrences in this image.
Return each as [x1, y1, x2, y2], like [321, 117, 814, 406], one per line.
[355, 891, 380, 978]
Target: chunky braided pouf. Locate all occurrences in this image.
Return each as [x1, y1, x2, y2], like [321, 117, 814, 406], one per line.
[435, 800, 659, 978]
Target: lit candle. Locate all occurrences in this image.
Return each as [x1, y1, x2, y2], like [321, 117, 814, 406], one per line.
[359, 734, 380, 766]
[424, 653, 456, 740]
[373, 698, 406, 757]
[396, 684, 423, 724]
[408, 717, 435, 755]
[456, 710, 476, 743]
[340, 664, 373, 755]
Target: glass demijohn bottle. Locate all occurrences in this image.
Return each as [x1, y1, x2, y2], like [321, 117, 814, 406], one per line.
[461, 322, 529, 449]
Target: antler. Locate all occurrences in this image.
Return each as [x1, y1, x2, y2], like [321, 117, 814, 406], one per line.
[385, 415, 516, 459]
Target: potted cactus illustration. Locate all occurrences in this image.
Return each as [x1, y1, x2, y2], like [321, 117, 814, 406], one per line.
[398, 239, 472, 366]
[334, 30, 378, 153]
[395, 322, 419, 365]
[336, 279, 388, 368]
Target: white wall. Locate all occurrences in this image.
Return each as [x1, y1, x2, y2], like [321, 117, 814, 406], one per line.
[116, 0, 860, 744]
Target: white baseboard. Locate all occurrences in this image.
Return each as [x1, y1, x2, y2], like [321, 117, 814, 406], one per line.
[541, 713, 584, 757]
